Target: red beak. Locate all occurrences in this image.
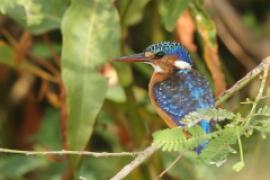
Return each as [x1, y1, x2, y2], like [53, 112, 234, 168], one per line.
[112, 53, 150, 63]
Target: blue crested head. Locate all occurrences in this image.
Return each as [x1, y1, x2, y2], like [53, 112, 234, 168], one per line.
[112, 41, 193, 73]
[145, 41, 193, 66]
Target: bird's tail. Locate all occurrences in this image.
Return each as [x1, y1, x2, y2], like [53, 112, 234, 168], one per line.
[195, 119, 211, 154]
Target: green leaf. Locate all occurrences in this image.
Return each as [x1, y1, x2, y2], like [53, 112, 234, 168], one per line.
[182, 108, 236, 125]
[0, 0, 43, 26]
[153, 125, 208, 152]
[61, 0, 120, 172]
[79, 157, 122, 180]
[190, 1, 217, 45]
[106, 85, 126, 103]
[0, 155, 47, 179]
[153, 128, 186, 152]
[256, 105, 270, 116]
[31, 42, 61, 59]
[157, 0, 190, 31]
[199, 127, 238, 163]
[3, 0, 69, 34]
[114, 63, 133, 87]
[35, 107, 62, 149]
[0, 41, 13, 66]
[0, 0, 14, 13]
[118, 0, 150, 27]
[232, 161, 245, 172]
[186, 125, 208, 149]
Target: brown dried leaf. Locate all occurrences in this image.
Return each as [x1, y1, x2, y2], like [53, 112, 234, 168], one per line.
[176, 10, 197, 52]
[191, 2, 226, 97]
[200, 28, 226, 97]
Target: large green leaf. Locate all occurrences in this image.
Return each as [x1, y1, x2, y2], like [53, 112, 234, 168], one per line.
[61, 0, 120, 172]
[0, 0, 43, 26]
[1, 0, 69, 34]
[158, 0, 190, 31]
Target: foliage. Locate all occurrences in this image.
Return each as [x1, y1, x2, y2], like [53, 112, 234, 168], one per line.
[0, 0, 43, 26]
[61, 0, 120, 171]
[153, 96, 270, 170]
[0, 0, 270, 179]
[0, 155, 48, 179]
[158, 0, 190, 31]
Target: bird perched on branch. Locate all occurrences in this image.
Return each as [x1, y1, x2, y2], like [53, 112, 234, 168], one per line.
[113, 42, 215, 153]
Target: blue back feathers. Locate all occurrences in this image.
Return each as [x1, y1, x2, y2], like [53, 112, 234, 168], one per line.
[145, 41, 193, 66]
[153, 69, 215, 133]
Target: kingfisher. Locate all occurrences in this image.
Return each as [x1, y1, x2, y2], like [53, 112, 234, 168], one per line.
[113, 42, 215, 152]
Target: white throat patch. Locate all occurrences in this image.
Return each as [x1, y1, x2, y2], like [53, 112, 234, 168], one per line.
[145, 62, 164, 72]
[153, 65, 163, 72]
[174, 61, 191, 69]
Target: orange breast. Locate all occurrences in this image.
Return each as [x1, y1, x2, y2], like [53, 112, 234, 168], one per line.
[148, 73, 177, 128]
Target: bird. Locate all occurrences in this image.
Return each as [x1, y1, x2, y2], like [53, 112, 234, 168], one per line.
[113, 41, 215, 153]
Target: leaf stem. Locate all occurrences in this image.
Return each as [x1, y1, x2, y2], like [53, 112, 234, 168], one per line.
[237, 130, 244, 166]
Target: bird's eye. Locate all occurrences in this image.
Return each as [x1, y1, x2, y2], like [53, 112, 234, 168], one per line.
[155, 51, 165, 58]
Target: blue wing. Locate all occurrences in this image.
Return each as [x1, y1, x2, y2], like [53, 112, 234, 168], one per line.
[153, 69, 215, 131]
[153, 69, 214, 153]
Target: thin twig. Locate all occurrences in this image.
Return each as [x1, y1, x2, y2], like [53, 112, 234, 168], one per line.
[0, 148, 140, 158]
[110, 144, 159, 180]
[156, 153, 183, 179]
[244, 65, 269, 127]
[216, 57, 270, 106]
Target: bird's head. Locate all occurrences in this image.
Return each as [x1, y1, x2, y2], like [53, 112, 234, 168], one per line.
[113, 42, 193, 73]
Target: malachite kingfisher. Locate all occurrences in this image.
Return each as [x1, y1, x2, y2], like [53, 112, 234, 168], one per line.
[113, 42, 215, 153]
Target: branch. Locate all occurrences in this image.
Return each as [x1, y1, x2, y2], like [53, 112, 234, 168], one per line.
[156, 153, 183, 179]
[216, 57, 270, 106]
[110, 144, 159, 180]
[0, 148, 141, 158]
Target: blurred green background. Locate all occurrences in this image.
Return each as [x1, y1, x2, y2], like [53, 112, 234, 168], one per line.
[0, 0, 270, 179]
